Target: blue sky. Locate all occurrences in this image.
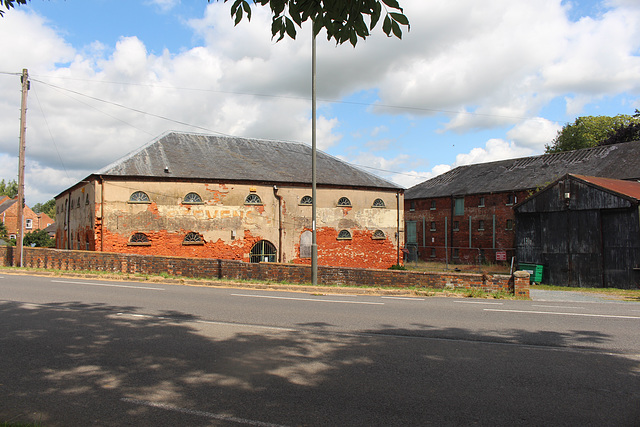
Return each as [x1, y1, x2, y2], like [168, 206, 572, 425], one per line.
[0, 0, 639, 204]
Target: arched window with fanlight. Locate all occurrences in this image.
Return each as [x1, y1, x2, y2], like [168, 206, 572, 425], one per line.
[337, 229, 352, 240]
[183, 192, 203, 204]
[372, 230, 386, 240]
[250, 240, 277, 263]
[372, 198, 386, 208]
[245, 193, 263, 205]
[337, 197, 351, 207]
[299, 195, 313, 206]
[183, 231, 204, 245]
[128, 232, 151, 246]
[129, 191, 150, 203]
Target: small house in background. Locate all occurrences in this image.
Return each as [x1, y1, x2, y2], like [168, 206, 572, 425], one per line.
[0, 196, 53, 239]
[404, 141, 640, 265]
[515, 174, 640, 289]
[55, 132, 404, 270]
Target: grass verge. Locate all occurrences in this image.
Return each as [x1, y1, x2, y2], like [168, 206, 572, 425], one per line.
[531, 283, 640, 301]
[0, 266, 524, 299]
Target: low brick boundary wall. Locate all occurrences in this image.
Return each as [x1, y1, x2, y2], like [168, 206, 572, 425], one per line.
[0, 246, 529, 297]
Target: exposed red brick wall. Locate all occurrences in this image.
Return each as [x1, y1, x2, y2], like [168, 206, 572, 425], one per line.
[102, 227, 261, 262]
[0, 246, 527, 297]
[292, 227, 398, 270]
[405, 191, 529, 264]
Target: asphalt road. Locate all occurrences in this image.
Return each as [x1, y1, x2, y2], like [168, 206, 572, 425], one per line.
[1, 273, 639, 426]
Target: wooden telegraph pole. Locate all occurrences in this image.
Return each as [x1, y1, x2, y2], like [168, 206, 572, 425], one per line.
[16, 68, 29, 267]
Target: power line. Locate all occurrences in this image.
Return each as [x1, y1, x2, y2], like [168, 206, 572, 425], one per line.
[31, 73, 554, 123]
[30, 80, 426, 181]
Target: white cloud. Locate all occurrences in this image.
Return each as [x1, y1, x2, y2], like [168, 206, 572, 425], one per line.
[146, 0, 179, 13]
[2, 0, 640, 204]
[453, 139, 533, 167]
[506, 118, 562, 150]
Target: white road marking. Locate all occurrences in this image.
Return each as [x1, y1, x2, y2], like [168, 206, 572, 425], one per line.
[454, 300, 504, 305]
[121, 398, 288, 427]
[485, 308, 640, 319]
[532, 304, 583, 309]
[231, 293, 384, 305]
[381, 296, 425, 301]
[51, 279, 164, 291]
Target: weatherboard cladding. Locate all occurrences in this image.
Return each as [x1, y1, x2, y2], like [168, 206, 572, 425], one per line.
[98, 132, 400, 190]
[405, 141, 640, 199]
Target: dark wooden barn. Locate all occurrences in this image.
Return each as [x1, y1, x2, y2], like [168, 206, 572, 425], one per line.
[515, 174, 640, 289]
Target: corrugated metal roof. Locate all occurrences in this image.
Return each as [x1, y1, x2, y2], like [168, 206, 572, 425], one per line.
[571, 174, 640, 201]
[406, 141, 640, 199]
[97, 132, 401, 190]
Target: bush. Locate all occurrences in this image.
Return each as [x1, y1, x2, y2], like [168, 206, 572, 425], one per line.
[388, 264, 406, 270]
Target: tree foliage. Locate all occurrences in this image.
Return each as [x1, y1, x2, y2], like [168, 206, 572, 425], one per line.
[0, 179, 18, 198]
[545, 113, 640, 153]
[2, 1, 409, 45]
[33, 199, 56, 220]
[23, 228, 55, 248]
[0, 0, 27, 16]
[599, 109, 640, 146]
[213, 0, 410, 46]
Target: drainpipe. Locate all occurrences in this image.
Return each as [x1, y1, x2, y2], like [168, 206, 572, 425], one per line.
[273, 185, 283, 263]
[396, 192, 400, 266]
[99, 176, 105, 252]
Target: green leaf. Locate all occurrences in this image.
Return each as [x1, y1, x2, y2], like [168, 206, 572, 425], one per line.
[242, 0, 252, 20]
[285, 16, 296, 39]
[369, 1, 381, 30]
[389, 12, 409, 26]
[391, 19, 402, 39]
[381, 0, 401, 10]
[382, 14, 391, 36]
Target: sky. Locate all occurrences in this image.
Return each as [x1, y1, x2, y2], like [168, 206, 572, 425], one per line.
[0, 0, 639, 205]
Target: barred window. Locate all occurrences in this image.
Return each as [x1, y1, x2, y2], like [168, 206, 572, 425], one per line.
[372, 230, 385, 239]
[183, 192, 203, 204]
[337, 197, 351, 207]
[337, 229, 352, 240]
[300, 195, 313, 205]
[129, 191, 150, 203]
[183, 232, 204, 245]
[128, 233, 151, 246]
[372, 198, 385, 208]
[245, 194, 262, 205]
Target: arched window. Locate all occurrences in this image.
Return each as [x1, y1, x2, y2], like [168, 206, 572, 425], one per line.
[337, 197, 351, 207]
[129, 191, 150, 203]
[372, 198, 385, 208]
[128, 232, 150, 246]
[85, 194, 90, 205]
[250, 240, 277, 263]
[245, 193, 262, 205]
[337, 229, 352, 240]
[183, 232, 204, 245]
[300, 195, 313, 205]
[183, 192, 203, 204]
[372, 230, 386, 240]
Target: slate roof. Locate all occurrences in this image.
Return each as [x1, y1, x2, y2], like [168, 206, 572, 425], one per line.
[96, 132, 400, 190]
[0, 196, 16, 215]
[406, 141, 640, 199]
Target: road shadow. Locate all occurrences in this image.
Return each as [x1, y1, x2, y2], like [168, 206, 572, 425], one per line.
[1, 300, 639, 426]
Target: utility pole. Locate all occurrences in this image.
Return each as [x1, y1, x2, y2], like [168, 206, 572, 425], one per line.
[311, 27, 318, 286]
[17, 68, 29, 267]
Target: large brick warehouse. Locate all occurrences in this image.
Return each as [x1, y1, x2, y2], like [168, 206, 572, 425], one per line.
[55, 132, 404, 270]
[404, 141, 640, 265]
